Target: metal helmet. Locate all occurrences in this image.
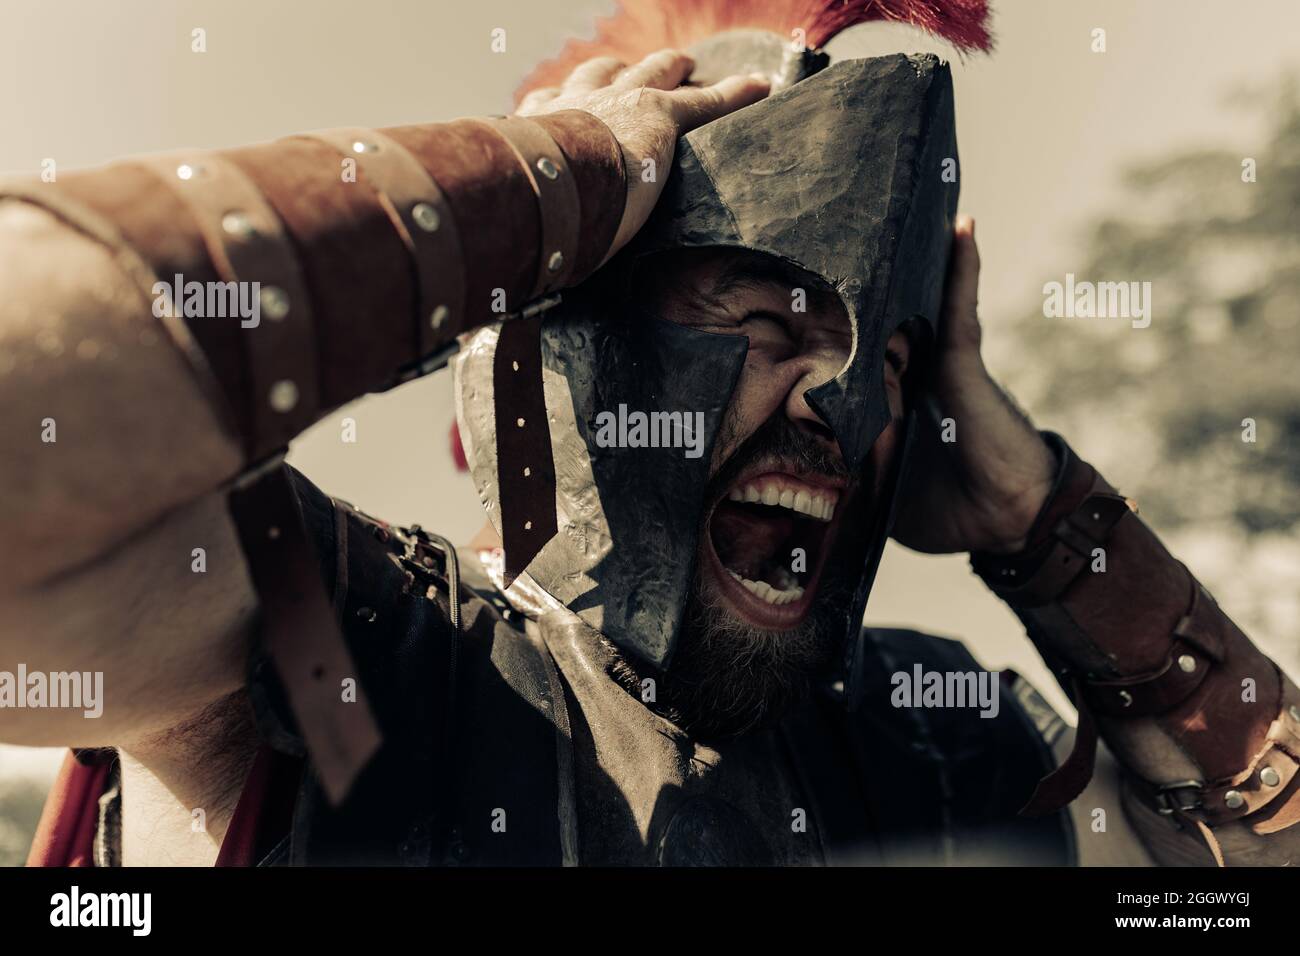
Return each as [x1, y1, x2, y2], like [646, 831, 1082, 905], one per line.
[454, 1, 989, 672]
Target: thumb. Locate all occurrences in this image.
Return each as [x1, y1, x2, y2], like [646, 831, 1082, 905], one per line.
[666, 73, 770, 132]
[939, 215, 983, 358]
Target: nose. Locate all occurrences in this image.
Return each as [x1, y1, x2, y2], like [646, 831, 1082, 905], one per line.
[783, 345, 847, 451]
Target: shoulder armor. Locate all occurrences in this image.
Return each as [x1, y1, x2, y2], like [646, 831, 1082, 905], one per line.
[248, 467, 569, 865]
[783, 626, 1076, 865]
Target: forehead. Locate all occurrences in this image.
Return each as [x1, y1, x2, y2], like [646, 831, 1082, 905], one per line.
[632, 247, 846, 321]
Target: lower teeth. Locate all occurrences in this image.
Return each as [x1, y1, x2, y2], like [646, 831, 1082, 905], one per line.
[727, 570, 804, 606]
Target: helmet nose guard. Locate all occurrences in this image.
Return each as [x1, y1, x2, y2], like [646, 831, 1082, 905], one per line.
[635, 53, 959, 472]
[460, 51, 961, 673]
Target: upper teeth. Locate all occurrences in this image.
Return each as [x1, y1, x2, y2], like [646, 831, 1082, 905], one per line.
[726, 483, 837, 521]
[727, 570, 805, 606]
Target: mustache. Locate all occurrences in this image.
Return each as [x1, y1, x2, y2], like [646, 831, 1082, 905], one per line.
[705, 413, 856, 505]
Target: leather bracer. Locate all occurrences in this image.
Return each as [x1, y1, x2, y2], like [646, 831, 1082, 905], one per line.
[0, 110, 626, 804]
[0, 111, 625, 463]
[972, 433, 1300, 863]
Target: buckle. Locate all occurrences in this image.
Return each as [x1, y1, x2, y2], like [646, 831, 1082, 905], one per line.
[1152, 780, 1205, 816]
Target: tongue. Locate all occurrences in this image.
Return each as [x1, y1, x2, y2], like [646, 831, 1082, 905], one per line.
[710, 502, 796, 581]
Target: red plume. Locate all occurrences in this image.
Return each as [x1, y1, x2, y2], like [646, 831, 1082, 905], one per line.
[516, 0, 992, 103]
[450, 421, 469, 472]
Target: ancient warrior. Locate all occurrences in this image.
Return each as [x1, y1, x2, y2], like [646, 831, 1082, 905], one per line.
[5, 0, 1298, 867]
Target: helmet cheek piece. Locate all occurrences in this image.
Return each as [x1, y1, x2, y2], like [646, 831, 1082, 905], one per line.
[459, 51, 962, 675]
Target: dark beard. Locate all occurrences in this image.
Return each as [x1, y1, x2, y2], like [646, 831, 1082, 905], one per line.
[652, 563, 856, 739]
[610, 414, 879, 741]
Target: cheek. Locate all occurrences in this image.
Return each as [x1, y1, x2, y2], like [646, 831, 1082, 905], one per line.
[709, 398, 758, 475]
[707, 364, 778, 473]
[885, 382, 906, 422]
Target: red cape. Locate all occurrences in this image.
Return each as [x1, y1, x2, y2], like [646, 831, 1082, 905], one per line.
[27, 745, 301, 867]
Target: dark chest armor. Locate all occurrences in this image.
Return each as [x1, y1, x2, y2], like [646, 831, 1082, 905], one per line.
[248, 468, 1074, 866]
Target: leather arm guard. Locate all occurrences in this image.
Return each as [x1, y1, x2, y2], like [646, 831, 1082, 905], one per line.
[972, 433, 1300, 865]
[0, 111, 625, 462]
[0, 111, 626, 804]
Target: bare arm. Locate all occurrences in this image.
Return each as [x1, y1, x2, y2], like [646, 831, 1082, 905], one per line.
[0, 199, 254, 747]
[0, 52, 769, 747]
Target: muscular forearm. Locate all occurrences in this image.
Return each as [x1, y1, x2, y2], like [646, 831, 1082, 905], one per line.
[0, 110, 624, 591]
[972, 434, 1300, 866]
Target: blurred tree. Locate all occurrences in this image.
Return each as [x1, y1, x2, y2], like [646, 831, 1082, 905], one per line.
[1006, 78, 1300, 538]
[0, 779, 47, 867]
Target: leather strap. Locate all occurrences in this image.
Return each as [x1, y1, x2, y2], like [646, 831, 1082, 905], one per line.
[529, 111, 627, 279]
[475, 117, 581, 298]
[228, 461, 382, 805]
[295, 127, 466, 356]
[1127, 686, 1300, 832]
[981, 491, 1132, 608]
[1020, 676, 1099, 817]
[222, 136, 416, 408]
[492, 314, 557, 585]
[133, 151, 321, 460]
[1199, 692, 1300, 826]
[462, 116, 583, 585]
[977, 437, 1300, 855]
[1082, 582, 1226, 718]
[382, 119, 539, 328]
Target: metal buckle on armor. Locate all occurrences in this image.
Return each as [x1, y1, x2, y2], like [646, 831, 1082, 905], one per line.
[383, 523, 445, 583]
[1152, 780, 1205, 817]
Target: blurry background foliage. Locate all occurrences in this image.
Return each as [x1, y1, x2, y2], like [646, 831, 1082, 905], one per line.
[1002, 77, 1300, 673]
[0, 781, 49, 866]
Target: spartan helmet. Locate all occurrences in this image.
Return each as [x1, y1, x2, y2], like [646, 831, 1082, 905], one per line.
[455, 2, 988, 672]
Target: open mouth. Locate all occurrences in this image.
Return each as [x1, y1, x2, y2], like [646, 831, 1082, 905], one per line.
[704, 468, 847, 628]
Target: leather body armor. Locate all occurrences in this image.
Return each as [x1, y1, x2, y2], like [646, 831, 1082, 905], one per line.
[248, 467, 1074, 866]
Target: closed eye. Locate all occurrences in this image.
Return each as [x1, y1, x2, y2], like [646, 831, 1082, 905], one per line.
[742, 311, 798, 360]
[885, 347, 907, 375]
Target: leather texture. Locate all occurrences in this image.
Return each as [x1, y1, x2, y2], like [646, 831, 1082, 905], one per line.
[382, 119, 541, 328]
[971, 434, 1300, 851]
[242, 468, 1073, 867]
[254, 467, 570, 865]
[295, 127, 466, 357]
[133, 151, 323, 459]
[476, 116, 582, 296]
[492, 313, 558, 585]
[1, 109, 625, 465]
[224, 137, 417, 408]
[229, 462, 382, 805]
[529, 111, 627, 279]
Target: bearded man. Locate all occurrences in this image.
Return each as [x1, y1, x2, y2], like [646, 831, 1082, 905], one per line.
[5, 1, 1299, 868]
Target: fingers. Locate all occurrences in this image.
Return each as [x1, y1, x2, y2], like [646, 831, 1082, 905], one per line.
[515, 86, 560, 115]
[560, 56, 625, 96]
[666, 73, 771, 132]
[614, 49, 694, 91]
[939, 214, 983, 354]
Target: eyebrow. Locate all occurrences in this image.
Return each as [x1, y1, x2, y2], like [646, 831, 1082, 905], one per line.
[703, 254, 845, 316]
[705, 256, 913, 368]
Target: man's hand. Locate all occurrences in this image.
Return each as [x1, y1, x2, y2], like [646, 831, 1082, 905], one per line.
[516, 49, 770, 262]
[891, 216, 1058, 556]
